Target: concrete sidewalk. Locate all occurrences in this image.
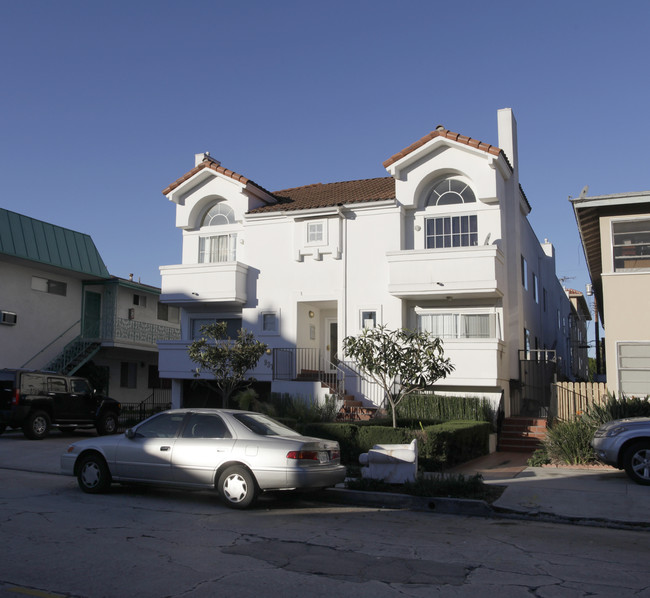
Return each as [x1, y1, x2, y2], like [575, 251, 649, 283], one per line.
[449, 451, 650, 527]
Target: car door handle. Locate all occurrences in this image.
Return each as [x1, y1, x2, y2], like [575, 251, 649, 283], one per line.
[160, 446, 171, 451]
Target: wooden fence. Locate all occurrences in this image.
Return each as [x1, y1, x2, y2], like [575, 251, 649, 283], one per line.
[551, 382, 609, 420]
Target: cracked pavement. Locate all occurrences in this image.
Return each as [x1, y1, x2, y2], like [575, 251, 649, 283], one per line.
[1, 468, 650, 598]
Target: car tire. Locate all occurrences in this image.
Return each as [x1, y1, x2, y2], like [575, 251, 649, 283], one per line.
[218, 466, 258, 509]
[23, 410, 51, 440]
[77, 453, 112, 494]
[623, 441, 650, 485]
[97, 411, 119, 436]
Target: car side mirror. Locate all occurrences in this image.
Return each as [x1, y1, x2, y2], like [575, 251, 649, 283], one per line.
[125, 428, 136, 439]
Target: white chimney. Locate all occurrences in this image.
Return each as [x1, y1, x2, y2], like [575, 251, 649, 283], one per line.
[497, 108, 518, 180]
[194, 152, 216, 167]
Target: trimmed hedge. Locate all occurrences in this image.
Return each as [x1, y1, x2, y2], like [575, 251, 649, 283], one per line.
[301, 420, 491, 471]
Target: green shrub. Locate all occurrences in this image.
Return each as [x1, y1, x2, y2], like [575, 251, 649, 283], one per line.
[583, 393, 650, 427]
[418, 421, 492, 471]
[302, 420, 491, 470]
[543, 418, 597, 465]
[356, 426, 417, 454]
[527, 448, 551, 467]
[396, 394, 495, 427]
[252, 392, 339, 424]
[301, 422, 360, 464]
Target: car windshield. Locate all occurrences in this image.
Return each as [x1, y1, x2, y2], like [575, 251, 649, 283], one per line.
[233, 413, 301, 437]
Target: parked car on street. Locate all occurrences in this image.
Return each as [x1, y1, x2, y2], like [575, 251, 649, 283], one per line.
[0, 369, 121, 439]
[592, 417, 650, 485]
[61, 408, 346, 508]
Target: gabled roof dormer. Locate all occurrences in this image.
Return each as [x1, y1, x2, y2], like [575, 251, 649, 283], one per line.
[162, 153, 278, 230]
[383, 125, 511, 182]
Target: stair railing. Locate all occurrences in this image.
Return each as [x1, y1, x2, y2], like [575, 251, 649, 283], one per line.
[21, 320, 82, 369]
[44, 336, 100, 374]
[337, 359, 385, 409]
[319, 358, 346, 403]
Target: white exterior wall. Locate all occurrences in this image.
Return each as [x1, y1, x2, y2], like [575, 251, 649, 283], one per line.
[158, 111, 573, 412]
[0, 261, 84, 369]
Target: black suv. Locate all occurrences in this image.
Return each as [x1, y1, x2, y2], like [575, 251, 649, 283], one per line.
[0, 369, 121, 440]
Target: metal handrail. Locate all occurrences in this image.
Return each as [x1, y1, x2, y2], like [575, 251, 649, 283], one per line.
[338, 359, 386, 408]
[21, 320, 82, 368]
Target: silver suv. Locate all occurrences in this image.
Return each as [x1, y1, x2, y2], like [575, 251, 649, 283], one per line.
[592, 417, 650, 485]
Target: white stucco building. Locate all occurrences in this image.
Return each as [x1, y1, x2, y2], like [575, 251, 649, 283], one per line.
[158, 108, 576, 416]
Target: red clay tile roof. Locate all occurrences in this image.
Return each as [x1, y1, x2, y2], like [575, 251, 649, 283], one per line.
[248, 177, 396, 213]
[383, 126, 507, 169]
[162, 157, 275, 198]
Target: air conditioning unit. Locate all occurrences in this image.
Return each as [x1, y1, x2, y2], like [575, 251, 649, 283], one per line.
[1, 311, 17, 325]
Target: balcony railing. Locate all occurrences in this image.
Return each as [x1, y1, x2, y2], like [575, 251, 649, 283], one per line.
[101, 317, 181, 346]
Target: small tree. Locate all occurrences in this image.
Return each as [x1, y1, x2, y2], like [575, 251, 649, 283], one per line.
[343, 325, 454, 428]
[187, 322, 268, 408]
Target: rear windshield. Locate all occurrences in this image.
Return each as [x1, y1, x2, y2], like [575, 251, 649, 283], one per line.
[233, 413, 300, 437]
[0, 371, 16, 385]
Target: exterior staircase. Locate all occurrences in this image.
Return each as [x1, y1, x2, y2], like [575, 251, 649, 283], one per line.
[297, 369, 377, 421]
[499, 416, 548, 452]
[44, 336, 101, 375]
[335, 395, 377, 421]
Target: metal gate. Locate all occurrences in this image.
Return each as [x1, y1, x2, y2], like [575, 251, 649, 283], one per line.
[512, 350, 557, 417]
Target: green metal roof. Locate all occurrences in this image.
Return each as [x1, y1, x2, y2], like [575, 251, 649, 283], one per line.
[0, 208, 110, 278]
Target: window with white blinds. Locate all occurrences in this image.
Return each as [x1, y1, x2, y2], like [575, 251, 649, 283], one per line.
[417, 310, 500, 340]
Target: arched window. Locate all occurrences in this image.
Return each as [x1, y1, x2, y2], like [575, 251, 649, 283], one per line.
[198, 202, 237, 263]
[425, 178, 476, 207]
[201, 202, 235, 227]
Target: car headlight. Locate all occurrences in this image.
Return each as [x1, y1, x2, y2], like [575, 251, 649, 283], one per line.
[604, 426, 627, 437]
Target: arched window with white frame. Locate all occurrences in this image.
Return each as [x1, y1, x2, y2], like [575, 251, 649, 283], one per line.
[423, 177, 478, 249]
[198, 201, 238, 263]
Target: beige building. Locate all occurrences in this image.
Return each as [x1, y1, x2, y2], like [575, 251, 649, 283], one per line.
[572, 191, 650, 396]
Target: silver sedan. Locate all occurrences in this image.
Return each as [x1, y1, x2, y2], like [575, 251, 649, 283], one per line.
[61, 408, 346, 508]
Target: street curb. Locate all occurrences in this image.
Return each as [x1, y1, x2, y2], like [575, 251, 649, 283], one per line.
[322, 488, 650, 531]
[322, 487, 494, 517]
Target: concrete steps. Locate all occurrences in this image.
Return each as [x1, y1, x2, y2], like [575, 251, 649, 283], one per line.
[499, 416, 548, 452]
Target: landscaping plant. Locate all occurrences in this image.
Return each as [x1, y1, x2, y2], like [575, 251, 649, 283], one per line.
[343, 325, 454, 428]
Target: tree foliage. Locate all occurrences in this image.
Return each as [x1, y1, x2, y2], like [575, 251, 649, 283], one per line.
[187, 322, 268, 408]
[343, 325, 454, 427]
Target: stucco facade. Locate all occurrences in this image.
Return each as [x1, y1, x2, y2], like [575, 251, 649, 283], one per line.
[159, 109, 575, 414]
[573, 192, 650, 395]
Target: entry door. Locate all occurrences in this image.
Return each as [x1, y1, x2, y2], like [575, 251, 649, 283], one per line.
[324, 318, 338, 368]
[83, 291, 101, 338]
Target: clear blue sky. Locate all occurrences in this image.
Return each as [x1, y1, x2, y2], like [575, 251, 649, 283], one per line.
[2, 0, 649, 316]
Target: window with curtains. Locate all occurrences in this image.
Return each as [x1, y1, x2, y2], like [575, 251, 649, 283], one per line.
[199, 233, 237, 263]
[416, 310, 500, 340]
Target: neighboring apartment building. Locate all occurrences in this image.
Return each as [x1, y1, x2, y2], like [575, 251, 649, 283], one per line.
[572, 191, 650, 396]
[158, 108, 575, 416]
[0, 208, 180, 402]
[564, 288, 591, 381]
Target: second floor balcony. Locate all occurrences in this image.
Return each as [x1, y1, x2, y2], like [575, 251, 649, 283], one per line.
[159, 262, 249, 305]
[386, 245, 505, 300]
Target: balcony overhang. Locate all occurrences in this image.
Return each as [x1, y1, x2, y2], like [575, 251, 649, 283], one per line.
[159, 262, 248, 306]
[387, 246, 505, 300]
